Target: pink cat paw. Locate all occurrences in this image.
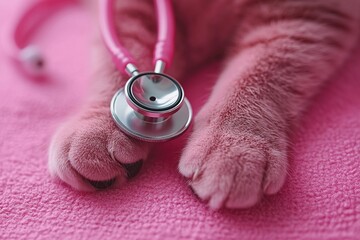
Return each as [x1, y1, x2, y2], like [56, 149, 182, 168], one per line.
[179, 105, 288, 209]
[48, 108, 150, 191]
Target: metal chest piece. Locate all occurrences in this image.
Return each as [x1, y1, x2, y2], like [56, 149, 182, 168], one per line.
[111, 72, 192, 142]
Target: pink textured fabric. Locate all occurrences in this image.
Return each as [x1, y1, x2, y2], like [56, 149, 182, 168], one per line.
[1, 1, 360, 239]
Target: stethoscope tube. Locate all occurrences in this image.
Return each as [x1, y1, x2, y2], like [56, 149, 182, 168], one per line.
[100, 0, 175, 76]
[99, 0, 135, 75]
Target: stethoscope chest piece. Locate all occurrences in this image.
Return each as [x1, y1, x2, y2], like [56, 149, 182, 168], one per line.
[111, 72, 192, 142]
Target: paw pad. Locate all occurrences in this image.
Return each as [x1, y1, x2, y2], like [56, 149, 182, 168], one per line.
[121, 159, 143, 179]
[88, 178, 116, 189]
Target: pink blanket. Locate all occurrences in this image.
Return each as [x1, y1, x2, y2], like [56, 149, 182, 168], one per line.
[1, 1, 359, 239]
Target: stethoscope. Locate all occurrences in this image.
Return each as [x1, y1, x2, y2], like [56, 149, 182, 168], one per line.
[6, 0, 192, 142]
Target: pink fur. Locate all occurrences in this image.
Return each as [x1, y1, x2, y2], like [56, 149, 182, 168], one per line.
[49, 0, 360, 208]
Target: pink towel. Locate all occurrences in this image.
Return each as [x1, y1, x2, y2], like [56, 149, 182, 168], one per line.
[1, 1, 359, 239]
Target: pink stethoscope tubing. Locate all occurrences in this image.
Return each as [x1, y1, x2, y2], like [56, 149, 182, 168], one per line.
[99, 0, 175, 76]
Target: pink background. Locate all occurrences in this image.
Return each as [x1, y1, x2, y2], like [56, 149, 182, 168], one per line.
[1, 1, 360, 239]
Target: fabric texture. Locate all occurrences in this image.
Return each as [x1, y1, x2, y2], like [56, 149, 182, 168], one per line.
[1, 1, 360, 239]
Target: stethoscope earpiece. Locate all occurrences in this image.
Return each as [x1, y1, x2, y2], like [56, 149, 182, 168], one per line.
[18, 45, 45, 76]
[7, 0, 76, 77]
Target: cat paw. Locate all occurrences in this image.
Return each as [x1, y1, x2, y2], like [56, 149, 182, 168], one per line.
[178, 103, 288, 209]
[48, 107, 150, 191]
